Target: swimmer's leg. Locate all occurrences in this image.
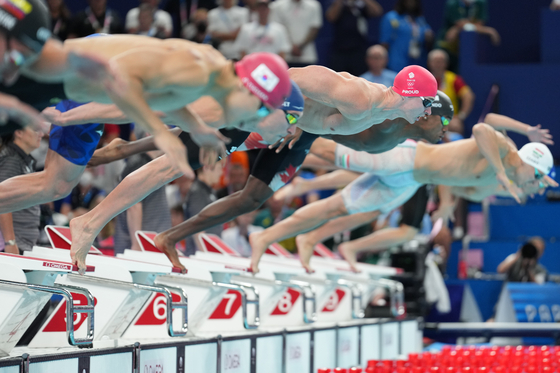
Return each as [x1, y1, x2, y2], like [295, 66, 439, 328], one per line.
[296, 211, 380, 272]
[70, 154, 183, 273]
[249, 193, 349, 273]
[155, 175, 273, 262]
[0, 149, 85, 213]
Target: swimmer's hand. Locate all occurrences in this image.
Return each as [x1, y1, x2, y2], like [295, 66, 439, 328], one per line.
[190, 126, 230, 166]
[0, 93, 49, 133]
[527, 124, 554, 145]
[269, 127, 303, 153]
[88, 138, 128, 166]
[42, 106, 64, 126]
[431, 203, 456, 225]
[496, 172, 522, 203]
[154, 131, 195, 179]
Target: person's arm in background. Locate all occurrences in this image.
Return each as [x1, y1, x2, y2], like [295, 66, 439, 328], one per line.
[325, 0, 344, 23]
[0, 213, 18, 254]
[448, 77, 474, 134]
[276, 24, 292, 61]
[497, 252, 519, 274]
[483, 113, 554, 145]
[233, 24, 250, 59]
[290, 2, 322, 57]
[126, 203, 143, 251]
[363, 0, 383, 18]
[378, 13, 393, 52]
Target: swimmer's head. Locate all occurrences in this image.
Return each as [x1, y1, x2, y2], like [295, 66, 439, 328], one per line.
[235, 52, 291, 109]
[414, 91, 453, 143]
[249, 80, 304, 143]
[0, 0, 52, 85]
[392, 65, 437, 122]
[514, 142, 554, 189]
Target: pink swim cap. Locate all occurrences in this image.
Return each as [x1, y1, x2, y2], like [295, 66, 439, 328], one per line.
[392, 65, 437, 97]
[235, 53, 291, 108]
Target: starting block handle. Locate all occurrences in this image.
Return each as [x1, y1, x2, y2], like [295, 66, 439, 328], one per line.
[158, 285, 189, 337]
[277, 280, 317, 324]
[134, 283, 188, 337]
[0, 279, 95, 346]
[214, 281, 260, 329]
[55, 284, 95, 345]
[374, 278, 405, 317]
[336, 279, 365, 319]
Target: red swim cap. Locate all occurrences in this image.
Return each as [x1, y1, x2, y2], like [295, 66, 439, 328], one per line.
[235, 53, 291, 108]
[392, 65, 437, 97]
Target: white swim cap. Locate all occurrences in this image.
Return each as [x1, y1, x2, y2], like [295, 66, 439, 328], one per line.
[517, 142, 554, 175]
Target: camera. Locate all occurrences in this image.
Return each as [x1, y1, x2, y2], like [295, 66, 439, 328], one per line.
[520, 242, 538, 259]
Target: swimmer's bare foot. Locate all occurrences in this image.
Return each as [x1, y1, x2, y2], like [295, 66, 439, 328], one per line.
[70, 215, 96, 275]
[295, 234, 315, 273]
[88, 137, 128, 167]
[248, 232, 268, 274]
[338, 243, 360, 273]
[154, 232, 187, 273]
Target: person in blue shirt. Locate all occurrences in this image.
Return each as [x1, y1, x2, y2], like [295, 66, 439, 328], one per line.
[379, 0, 433, 72]
[360, 45, 398, 87]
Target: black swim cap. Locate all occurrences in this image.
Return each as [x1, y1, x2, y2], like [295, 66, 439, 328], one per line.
[431, 90, 454, 120]
[0, 0, 52, 53]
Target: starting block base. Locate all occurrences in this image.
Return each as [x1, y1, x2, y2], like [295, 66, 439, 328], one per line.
[0, 318, 420, 373]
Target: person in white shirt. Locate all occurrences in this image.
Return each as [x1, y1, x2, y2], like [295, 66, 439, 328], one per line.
[207, 0, 249, 59]
[234, 0, 291, 59]
[221, 211, 263, 257]
[126, 0, 174, 38]
[270, 0, 323, 66]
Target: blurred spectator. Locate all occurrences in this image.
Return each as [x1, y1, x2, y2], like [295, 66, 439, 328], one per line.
[270, 0, 323, 67]
[164, 0, 217, 38]
[241, 0, 258, 21]
[497, 237, 548, 284]
[254, 193, 296, 250]
[427, 49, 474, 137]
[126, 0, 173, 38]
[183, 9, 211, 43]
[67, 0, 124, 38]
[48, 0, 72, 41]
[60, 170, 106, 218]
[184, 161, 225, 255]
[132, 4, 169, 38]
[216, 152, 250, 199]
[166, 174, 194, 208]
[360, 44, 397, 87]
[221, 211, 263, 257]
[325, 0, 383, 76]
[234, 0, 291, 59]
[551, 0, 560, 10]
[437, 0, 500, 70]
[113, 151, 171, 253]
[207, 0, 249, 58]
[0, 129, 43, 254]
[379, 0, 432, 72]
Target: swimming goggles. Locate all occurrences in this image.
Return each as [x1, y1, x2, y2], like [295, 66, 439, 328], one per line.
[441, 116, 450, 126]
[285, 112, 299, 125]
[420, 96, 434, 108]
[257, 102, 274, 117]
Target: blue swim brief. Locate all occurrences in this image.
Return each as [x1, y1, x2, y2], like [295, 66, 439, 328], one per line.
[48, 100, 104, 166]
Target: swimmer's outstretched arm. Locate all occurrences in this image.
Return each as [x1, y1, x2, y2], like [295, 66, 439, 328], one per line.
[483, 113, 554, 145]
[0, 93, 47, 132]
[88, 128, 182, 167]
[473, 123, 521, 202]
[289, 66, 376, 121]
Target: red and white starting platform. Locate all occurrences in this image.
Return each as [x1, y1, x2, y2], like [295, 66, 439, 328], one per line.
[0, 226, 420, 373]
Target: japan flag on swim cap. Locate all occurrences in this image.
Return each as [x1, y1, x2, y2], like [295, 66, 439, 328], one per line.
[392, 65, 437, 97]
[251, 63, 280, 93]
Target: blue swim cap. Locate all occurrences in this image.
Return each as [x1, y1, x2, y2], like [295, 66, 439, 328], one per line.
[282, 80, 304, 112]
